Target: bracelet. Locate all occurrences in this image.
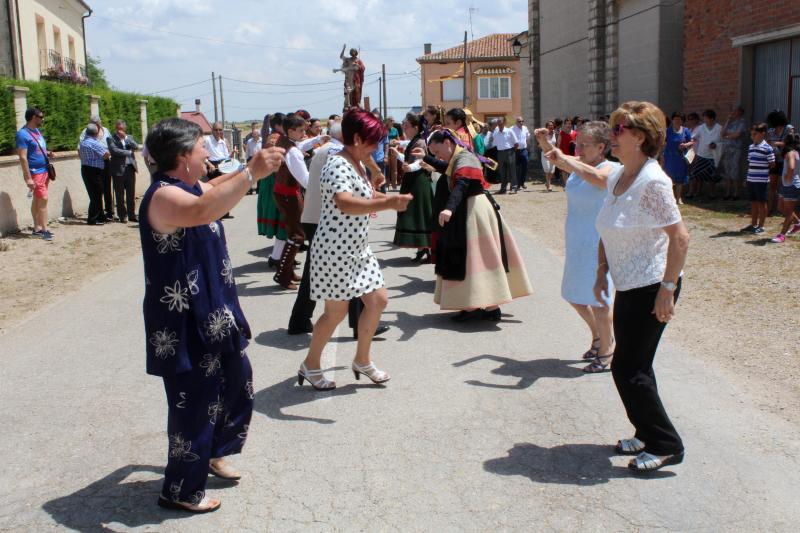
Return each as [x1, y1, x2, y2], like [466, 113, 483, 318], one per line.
[242, 167, 253, 186]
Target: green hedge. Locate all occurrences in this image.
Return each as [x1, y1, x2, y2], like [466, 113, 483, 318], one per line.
[0, 78, 178, 154]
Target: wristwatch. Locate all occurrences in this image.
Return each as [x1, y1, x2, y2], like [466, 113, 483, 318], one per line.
[660, 281, 677, 292]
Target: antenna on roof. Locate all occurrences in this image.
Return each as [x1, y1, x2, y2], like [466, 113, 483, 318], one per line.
[468, 5, 478, 41]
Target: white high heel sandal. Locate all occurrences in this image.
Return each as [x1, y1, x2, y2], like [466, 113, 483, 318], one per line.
[298, 363, 336, 390]
[351, 361, 391, 384]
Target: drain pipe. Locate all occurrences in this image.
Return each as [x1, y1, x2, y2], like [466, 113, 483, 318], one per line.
[81, 7, 93, 80]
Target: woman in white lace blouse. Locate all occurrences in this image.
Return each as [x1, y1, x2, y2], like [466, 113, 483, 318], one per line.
[594, 101, 690, 473]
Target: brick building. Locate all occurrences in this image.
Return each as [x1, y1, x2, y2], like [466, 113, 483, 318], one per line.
[684, 1, 800, 124]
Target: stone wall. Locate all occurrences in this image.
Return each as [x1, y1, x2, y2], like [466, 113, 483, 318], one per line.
[0, 152, 150, 235]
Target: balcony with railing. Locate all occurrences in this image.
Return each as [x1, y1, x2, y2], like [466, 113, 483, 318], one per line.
[38, 49, 88, 85]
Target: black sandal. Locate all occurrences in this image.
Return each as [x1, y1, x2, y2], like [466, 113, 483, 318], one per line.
[583, 354, 612, 373]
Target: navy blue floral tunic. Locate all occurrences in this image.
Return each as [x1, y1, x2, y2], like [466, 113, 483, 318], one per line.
[140, 174, 251, 376]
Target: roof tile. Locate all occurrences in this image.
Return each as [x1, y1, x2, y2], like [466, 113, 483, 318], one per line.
[417, 33, 518, 63]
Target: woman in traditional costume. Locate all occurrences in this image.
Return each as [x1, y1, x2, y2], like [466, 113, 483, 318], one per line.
[256, 113, 288, 268]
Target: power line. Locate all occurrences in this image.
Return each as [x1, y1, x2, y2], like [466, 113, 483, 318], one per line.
[93, 15, 460, 53]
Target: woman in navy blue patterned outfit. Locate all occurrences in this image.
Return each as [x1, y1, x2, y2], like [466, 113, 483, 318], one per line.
[140, 118, 284, 513]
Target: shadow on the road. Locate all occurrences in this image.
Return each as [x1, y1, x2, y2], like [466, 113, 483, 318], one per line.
[41, 464, 226, 532]
[236, 279, 291, 298]
[232, 260, 269, 278]
[386, 311, 521, 341]
[453, 354, 583, 389]
[484, 443, 675, 485]
[709, 230, 746, 239]
[744, 238, 772, 246]
[253, 327, 313, 351]
[386, 273, 436, 299]
[253, 368, 384, 424]
[248, 245, 274, 259]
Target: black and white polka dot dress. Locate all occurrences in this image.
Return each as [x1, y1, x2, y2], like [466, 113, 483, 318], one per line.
[310, 154, 384, 301]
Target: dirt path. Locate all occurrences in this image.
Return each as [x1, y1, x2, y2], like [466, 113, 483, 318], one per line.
[0, 220, 140, 336]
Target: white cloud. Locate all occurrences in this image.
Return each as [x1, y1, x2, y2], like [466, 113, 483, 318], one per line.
[86, 0, 526, 119]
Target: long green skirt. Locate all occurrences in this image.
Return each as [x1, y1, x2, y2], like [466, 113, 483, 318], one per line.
[256, 174, 287, 239]
[394, 170, 433, 248]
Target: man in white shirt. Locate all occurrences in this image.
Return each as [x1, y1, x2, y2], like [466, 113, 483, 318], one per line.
[204, 122, 231, 177]
[492, 117, 520, 193]
[288, 121, 344, 333]
[512, 116, 531, 189]
[244, 127, 263, 195]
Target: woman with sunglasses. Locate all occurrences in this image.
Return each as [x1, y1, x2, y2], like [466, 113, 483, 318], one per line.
[595, 101, 690, 473]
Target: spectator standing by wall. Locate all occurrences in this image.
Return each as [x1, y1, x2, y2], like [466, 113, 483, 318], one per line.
[16, 107, 53, 240]
[107, 120, 140, 223]
[687, 109, 721, 199]
[79, 123, 111, 225]
[742, 123, 775, 234]
[540, 121, 558, 191]
[512, 116, 531, 189]
[771, 132, 800, 243]
[80, 116, 114, 221]
[662, 112, 693, 204]
[492, 117, 519, 194]
[765, 110, 794, 215]
[719, 106, 748, 200]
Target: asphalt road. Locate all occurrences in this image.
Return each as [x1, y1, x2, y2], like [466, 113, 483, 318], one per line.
[1, 196, 798, 532]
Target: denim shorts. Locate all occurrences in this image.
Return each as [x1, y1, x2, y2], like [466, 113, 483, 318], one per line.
[747, 181, 768, 202]
[779, 183, 800, 201]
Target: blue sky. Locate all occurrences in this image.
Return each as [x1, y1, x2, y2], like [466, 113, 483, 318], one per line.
[84, 0, 525, 121]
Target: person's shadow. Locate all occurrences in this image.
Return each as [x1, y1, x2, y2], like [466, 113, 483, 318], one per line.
[253, 368, 384, 424]
[386, 273, 436, 299]
[386, 311, 521, 341]
[453, 354, 584, 389]
[484, 443, 675, 485]
[41, 464, 239, 532]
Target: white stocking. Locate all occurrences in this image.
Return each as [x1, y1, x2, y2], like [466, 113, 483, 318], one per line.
[271, 239, 286, 260]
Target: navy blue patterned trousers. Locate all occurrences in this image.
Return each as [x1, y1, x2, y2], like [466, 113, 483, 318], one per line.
[160, 350, 253, 504]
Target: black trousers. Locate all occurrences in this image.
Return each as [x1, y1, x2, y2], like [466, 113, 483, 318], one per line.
[497, 149, 517, 191]
[80, 165, 104, 224]
[288, 223, 318, 330]
[611, 280, 683, 456]
[113, 166, 137, 221]
[101, 166, 114, 218]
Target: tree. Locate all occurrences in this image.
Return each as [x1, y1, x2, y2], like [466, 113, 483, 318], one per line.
[86, 54, 110, 90]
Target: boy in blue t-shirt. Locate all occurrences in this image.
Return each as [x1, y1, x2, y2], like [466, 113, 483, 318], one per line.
[742, 122, 775, 234]
[15, 107, 54, 240]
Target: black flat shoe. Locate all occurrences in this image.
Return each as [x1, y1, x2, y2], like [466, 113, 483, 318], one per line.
[482, 308, 501, 321]
[451, 309, 483, 322]
[267, 257, 279, 269]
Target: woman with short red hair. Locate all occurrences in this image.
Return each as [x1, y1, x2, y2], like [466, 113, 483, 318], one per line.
[298, 110, 413, 390]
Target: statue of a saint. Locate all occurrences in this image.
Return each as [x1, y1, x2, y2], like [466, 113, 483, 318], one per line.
[333, 44, 365, 109]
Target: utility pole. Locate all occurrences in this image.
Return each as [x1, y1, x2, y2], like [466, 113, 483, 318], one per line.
[211, 72, 219, 123]
[462, 31, 468, 108]
[378, 77, 382, 114]
[219, 75, 226, 127]
[382, 63, 388, 119]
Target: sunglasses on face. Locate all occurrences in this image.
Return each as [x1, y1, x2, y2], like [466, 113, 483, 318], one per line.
[611, 124, 634, 136]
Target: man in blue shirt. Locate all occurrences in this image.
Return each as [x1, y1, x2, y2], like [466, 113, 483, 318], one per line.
[79, 123, 111, 225]
[15, 107, 53, 240]
[371, 133, 389, 193]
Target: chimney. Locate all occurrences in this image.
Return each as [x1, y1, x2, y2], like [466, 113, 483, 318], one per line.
[424, 43, 431, 55]
[195, 99, 201, 113]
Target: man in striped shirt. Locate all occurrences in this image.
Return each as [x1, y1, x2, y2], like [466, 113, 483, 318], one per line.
[79, 123, 110, 225]
[742, 122, 775, 233]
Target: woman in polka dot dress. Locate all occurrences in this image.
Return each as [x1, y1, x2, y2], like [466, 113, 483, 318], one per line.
[298, 109, 412, 390]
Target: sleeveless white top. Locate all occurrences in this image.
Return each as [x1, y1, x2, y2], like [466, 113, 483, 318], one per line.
[595, 159, 681, 291]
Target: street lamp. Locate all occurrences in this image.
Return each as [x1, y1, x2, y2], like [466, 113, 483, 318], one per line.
[512, 38, 522, 58]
